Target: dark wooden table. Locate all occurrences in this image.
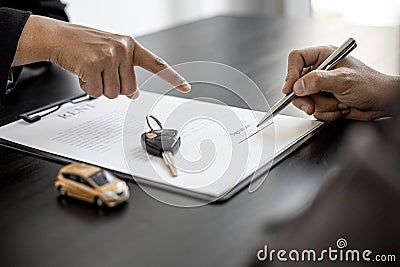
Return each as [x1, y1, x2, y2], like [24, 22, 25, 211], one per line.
[0, 16, 398, 267]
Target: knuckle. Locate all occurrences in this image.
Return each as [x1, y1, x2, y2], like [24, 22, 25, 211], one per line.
[332, 68, 353, 93]
[336, 68, 352, 84]
[87, 48, 113, 65]
[84, 54, 102, 69]
[90, 90, 102, 98]
[125, 91, 136, 98]
[113, 35, 134, 54]
[97, 44, 114, 60]
[292, 98, 305, 109]
[327, 45, 337, 52]
[124, 87, 136, 96]
[316, 111, 339, 122]
[154, 57, 168, 69]
[119, 81, 132, 95]
[311, 96, 328, 110]
[114, 40, 127, 53]
[83, 86, 102, 98]
[308, 71, 323, 90]
[123, 35, 135, 46]
[103, 48, 114, 61]
[288, 49, 300, 59]
[286, 71, 298, 81]
[104, 91, 118, 99]
[363, 112, 376, 121]
[314, 112, 326, 121]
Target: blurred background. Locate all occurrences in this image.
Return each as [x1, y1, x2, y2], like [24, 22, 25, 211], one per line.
[63, 0, 400, 36]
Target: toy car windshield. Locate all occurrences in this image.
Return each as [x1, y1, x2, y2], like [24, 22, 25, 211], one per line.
[90, 170, 115, 186]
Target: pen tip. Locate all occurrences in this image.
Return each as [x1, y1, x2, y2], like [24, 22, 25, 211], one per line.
[256, 123, 260, 127]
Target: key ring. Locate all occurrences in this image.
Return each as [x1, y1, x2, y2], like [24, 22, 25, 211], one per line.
[146, 115, 163, 131]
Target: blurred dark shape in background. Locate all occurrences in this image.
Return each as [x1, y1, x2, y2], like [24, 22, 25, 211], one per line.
[249, 92, 400, 267]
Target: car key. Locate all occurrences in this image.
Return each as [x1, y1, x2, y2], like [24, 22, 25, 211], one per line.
[141, 115, 181, 177]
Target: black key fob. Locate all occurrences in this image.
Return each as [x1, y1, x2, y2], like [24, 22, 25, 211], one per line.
[141, 129, 181, 157]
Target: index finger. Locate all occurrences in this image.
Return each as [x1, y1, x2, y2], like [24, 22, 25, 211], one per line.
[282, 46, 335, 94]
[133, 42, 191, 93]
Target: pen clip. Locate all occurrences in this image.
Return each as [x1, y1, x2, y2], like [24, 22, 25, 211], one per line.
[324, 41, 357, 70]
[317, 37, 357, 71]
[18, 94, 95, 124]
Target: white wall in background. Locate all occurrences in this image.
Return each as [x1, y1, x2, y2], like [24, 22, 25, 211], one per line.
[284, 0, 311, 18]
[62, 0, 311, 36]
[311, 0, 400, 26]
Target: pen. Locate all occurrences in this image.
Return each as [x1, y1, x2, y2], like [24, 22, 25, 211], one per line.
[256, 37, 357, 128]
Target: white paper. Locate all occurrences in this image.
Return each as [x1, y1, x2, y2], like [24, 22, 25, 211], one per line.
[0, 91, 323, 199]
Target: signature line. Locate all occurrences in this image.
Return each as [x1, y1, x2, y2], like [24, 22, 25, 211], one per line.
[238, 121, 274, 144]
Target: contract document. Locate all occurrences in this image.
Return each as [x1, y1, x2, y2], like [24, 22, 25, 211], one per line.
[0, 91, 323, 201]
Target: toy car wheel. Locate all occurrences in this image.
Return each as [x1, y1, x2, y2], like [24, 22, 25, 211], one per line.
[95, 197, 105, 207]
[57, 186, 67, 197]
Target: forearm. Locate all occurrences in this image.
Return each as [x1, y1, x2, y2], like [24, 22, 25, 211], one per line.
[12, 15, 60, 67]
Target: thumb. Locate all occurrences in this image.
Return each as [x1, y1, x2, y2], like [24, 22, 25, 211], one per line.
[293, 70, 340, 97]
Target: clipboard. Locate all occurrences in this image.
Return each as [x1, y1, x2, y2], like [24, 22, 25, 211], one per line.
[0, 92, 325, 203]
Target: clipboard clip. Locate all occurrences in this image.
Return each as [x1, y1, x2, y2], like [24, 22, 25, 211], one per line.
[18, 94, 95, 123]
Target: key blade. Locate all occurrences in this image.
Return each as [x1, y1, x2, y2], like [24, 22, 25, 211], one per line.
[162, 152, 178, 177]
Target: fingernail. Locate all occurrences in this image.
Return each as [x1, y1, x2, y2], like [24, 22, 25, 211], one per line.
[129, 90, 139, 99]
[177, 83, 191, 93]
[342, 109, 350, 115]
[293, 80, 305, 95]
[338, 103, 348, 110]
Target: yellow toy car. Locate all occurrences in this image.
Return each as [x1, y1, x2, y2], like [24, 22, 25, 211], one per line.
[55, 163, 130, 207]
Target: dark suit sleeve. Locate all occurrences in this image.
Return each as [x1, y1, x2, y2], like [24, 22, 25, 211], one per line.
[0, 0, 68, 22]
[0, 7, 30, 93]
[0, 0, 69, 94]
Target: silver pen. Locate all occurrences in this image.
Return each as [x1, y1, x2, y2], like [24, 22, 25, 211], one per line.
[257, 37, 357, 128]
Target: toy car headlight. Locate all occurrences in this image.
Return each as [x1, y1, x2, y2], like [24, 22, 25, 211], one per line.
[117, 181, 127, 191]
[105, 191, 118, 198]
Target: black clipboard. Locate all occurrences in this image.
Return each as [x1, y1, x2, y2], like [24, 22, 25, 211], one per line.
[18, 93, 94, 123]
[0, 98, 325, 203]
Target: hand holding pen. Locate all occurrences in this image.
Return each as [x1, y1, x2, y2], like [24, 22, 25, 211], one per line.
[259, 38, 399, 123]
[258, 38, 356, 126]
